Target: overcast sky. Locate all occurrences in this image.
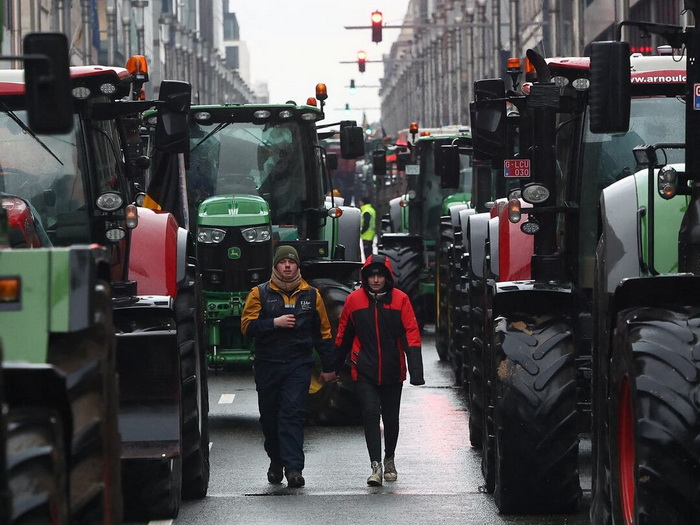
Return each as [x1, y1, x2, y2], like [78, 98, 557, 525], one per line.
[230, 0, 411, 127]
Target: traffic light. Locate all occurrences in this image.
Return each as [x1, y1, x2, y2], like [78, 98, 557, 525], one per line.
[350, 79, 356, 90]
[357, 50, 366, 73]
[371, 11, 383, 43]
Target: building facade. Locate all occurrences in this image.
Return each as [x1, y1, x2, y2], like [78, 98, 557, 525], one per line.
[379, 0, 688, 135]
[1, 0, 257, 104]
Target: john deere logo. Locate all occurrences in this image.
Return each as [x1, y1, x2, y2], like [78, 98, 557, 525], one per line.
[228, 247, 242, 259]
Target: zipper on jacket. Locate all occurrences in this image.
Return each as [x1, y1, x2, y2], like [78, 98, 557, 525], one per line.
[373, 297, 382, 384]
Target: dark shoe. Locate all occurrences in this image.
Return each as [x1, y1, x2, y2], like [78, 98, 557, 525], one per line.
[267, 462, 283, 484]
[286, 470, 305, 488]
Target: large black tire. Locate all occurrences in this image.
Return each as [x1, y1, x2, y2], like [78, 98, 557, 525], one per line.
[306, 279, 362, 426]
[468, 277, 486, 449]
[177, 256, 210, 500]
[47, 281, 122, 525]
[122, 456, 181, 520]
[606, 306, 700, 525]
[378, 242, 424, 330]
[6, 408, 68, 525]
[491, 313, 581, 514]
[435, 218, 451, 361]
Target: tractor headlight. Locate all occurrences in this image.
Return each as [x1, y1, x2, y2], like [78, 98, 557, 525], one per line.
[241, 226, 272, 243]
[96, 191, 124, 212]
[522, 183, 550, 204]
[198, 227, 227, 244]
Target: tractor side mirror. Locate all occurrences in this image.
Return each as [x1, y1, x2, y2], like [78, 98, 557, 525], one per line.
[340, 125, 365, 159]
[472, 78, 507, 162]
[439, 143, 461, 189]
[23, 33, 73, 134]
[154, 80, 191, 154]
[372, 149, 387, 176]
[590, 41, 631, 134]
[397, 151, 411, 172]
[326, 152, 339, 171]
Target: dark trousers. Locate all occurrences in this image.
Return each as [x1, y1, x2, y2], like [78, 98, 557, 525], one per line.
[355, 380, 403, 463]
[362, 240, 373, 260]
[254, 357, 314, 472]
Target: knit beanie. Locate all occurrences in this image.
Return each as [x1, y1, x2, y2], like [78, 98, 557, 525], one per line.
[273, 245, 300, 266]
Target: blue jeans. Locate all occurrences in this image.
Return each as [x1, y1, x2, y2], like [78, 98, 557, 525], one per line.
[254, 357, 314, 472]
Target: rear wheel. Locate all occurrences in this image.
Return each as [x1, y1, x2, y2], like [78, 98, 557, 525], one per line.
[6, 408, 68, 525]
[177, 256, 210, 500]
[306, 279, 361, 426]
[435, 219, 451, 361]
[609, 306, 700, 525]
[378, 241, 424, 330]
[492, 313, 581, 514]
[47, 281, 122, 525]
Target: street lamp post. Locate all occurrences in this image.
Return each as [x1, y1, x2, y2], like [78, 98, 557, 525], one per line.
[107, 2, 117, 64]
[81, 0, 91, 63]
[122, 0, 132, 58]
[476, 0, 488, 80]
[509, 0, 519, 58]
[493, 0, 502, 78]
[132, 1, 148, 55]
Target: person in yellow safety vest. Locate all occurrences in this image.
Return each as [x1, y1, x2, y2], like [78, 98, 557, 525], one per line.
[359, 196, 376, 260]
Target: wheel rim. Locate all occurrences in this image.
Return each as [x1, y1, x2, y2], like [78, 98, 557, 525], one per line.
[618, 377, 635, 525]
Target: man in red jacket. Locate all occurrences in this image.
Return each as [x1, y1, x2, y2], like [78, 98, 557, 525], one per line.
[324, 254, 424, 486]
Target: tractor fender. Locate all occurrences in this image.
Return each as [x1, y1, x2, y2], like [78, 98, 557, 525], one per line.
[379, 232, 423, 252]
[493, 281, 573, 316]
[467, 212, 490, 279]
[129, 207, 183, 297]
[497, 199, 533, 282]
[488, 216, 499, 280]
[388, 195, 404, 233]
[114, 296, 181, 461]
[612, 274, 700, 315]
[336, 205, 361, 262]
[599, 175, 643, 295]
[448, 203, 469, 230]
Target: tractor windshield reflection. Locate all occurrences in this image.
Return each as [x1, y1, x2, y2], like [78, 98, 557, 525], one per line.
[188, 121, 307, 225]
[0, 111, 87, 245]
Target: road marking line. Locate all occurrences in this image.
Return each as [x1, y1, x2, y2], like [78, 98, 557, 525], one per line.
[209, 441, 213, 451]
[219, 393, 235, 404]
[148, 520, 173, 525]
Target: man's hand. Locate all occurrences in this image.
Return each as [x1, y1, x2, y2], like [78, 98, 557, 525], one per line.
[319, 371, 338, 383]
[273, 314, 296, 328]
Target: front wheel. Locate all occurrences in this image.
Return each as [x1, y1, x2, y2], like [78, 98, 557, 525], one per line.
[608, 306, 700, 525]
[492, 313, 581, 514]
[6, 408, 69, 525]
[306, 279, 362, 426]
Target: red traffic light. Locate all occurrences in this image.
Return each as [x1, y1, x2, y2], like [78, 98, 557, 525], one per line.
[371, 11, 383, 43]
[357, 50, 367, 73]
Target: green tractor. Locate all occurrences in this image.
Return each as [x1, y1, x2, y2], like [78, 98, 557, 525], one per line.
[378, 126, 473, 335]
[590, 21, 700, 524]
[0, 33, 123, 524]
[0, 47, 208, 520]
[151, 86, 366, 425]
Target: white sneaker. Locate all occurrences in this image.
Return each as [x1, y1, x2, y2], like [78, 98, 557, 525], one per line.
[367, 461, 383, 486]
[383, 457, 397, 481]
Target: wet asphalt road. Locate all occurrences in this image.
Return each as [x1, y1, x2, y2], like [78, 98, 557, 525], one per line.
[131, 328, 593, 525]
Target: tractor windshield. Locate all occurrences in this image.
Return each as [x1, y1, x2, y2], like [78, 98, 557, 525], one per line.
[418, 141, 473, 240]
[576, 95, 686, 286]
[188, 119, 322, 226]
[0, 108, 122, 246]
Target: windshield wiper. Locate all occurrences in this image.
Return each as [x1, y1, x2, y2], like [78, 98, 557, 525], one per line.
[0, 99, 63, 165]
[191, 121, 233, 152]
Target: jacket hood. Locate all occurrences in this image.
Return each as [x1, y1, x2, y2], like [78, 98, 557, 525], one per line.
[361, 254, 395, 289]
